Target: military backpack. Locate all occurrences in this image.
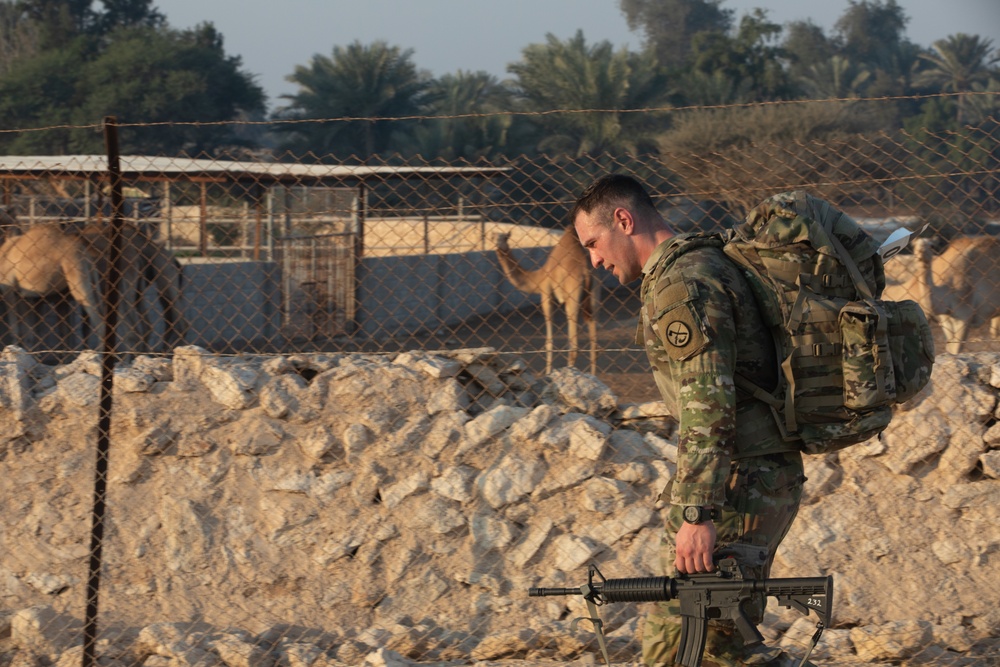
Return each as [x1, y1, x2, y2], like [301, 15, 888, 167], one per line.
[720, 191, 935, 454]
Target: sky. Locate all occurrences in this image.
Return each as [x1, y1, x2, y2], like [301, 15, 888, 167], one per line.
[160, 0, 1000, 111]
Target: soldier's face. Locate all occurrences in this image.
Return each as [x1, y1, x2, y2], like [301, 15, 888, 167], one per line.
[574, 207, 641, 284]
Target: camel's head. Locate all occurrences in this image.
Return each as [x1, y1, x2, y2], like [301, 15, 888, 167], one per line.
[495, 232, 511, 252]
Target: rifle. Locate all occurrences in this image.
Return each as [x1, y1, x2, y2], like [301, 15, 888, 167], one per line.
[528, 545, 832, 667]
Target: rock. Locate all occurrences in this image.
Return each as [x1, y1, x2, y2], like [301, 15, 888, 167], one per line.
[4, 347, 1000, 667]
[231, 421, 283, 456]
[507, 404, 558, 442]
[577, 476, 631, 514]
[381, 471, 430, 509]
[982, 450, 1000, 478]
[259, 374, 308, 420]
[778, 616, 851, 661]
[507, 517, 553, 569]
[470, 514, 517, 550]
[202, 361, 259, 410]
[849, 620, 932, 662]
[58, 373, 100, 407]
[172, 345, 209, 391]
[362, 648, 417, 667]
[476, 454, 547, 508]
[11, 606, 81, 656]
[464, 362, 507, 396]
[426, 378, 470, 414]
[430, 466, 477, 503]
[134, 424, 178, 456]
[209, 634, 272, 667]
[410, 497, 466, 535]
[880, 409, 950, 474]
[540, 367, 617, 417]
[342, 422, 373, 458]
[567, 416, 609, 460]
[298, 425, 341, 463]
[392, 352, 462, 379]
[114, 367, 155, 393]
[606, 428, 655, 463]
[462, 404, 529, 450]
[551, 534, 603, 572]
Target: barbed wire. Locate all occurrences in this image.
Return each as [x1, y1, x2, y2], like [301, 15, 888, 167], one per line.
[0, 92, 995, 135]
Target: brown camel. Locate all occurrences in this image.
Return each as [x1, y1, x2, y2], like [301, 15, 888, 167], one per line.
[884, 236, 1000, 354]
[0, 222, 186, 353]
[495, 226, 600, 374]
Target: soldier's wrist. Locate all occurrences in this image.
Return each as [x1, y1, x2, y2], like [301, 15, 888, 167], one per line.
[682, 505, 719, 525]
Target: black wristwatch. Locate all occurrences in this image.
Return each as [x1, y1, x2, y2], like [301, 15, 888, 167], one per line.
[682, 505, 717, 525]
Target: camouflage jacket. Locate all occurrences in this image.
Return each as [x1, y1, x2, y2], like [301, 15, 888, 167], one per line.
[638, 233, 796, 507]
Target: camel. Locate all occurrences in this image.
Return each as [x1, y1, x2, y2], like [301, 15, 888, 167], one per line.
[884, 236, 1000, 354]
[495, 226, 600, 374]
[0, 221, 186, 354]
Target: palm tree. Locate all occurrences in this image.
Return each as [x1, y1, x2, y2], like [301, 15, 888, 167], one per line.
[403, 70, 521, 160]
[508, 30, 671, 156]
[798, 55, 872, 99]
[915, 34, 999, 124]
[279, 40, 428, 160]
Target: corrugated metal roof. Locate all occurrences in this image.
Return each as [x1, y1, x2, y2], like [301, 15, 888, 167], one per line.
[0, 155, 509, 182]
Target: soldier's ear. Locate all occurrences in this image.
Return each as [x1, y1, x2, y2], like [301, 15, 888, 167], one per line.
[614, 207, 635, 234]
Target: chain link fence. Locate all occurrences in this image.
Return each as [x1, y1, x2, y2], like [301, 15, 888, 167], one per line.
[1, 100, 999, 667]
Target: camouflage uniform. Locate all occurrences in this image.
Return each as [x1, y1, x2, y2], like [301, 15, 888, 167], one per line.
[637, 234, 806, 667]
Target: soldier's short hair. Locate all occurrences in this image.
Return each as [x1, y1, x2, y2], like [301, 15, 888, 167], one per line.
[569, 173, 658, 227]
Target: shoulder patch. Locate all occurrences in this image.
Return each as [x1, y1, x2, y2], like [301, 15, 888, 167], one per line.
[655, 302, 706, 361]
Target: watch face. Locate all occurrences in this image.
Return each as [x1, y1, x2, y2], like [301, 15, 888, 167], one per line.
[683, 506, 701, 523]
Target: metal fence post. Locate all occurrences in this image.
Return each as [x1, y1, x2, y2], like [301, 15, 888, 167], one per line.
[82, 116, 126, 667]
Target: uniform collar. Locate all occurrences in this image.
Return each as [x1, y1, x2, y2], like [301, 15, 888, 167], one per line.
[641, 236, 683, 276]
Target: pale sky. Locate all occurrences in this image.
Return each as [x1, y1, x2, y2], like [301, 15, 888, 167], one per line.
[160, 0, 1000, 111]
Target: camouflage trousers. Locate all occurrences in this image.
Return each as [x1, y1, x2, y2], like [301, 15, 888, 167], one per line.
[641, 451, 805, 667]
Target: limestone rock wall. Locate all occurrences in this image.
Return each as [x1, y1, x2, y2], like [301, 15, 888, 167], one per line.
[0, 346, 998, 667]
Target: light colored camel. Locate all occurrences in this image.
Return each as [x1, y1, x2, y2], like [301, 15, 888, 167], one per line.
[0, 222, 186, 353]
[884, 236, 1000, 354]
[495, 226, 600, 374]
[0, 225, 104, 345]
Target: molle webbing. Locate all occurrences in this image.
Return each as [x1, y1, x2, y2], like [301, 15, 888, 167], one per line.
[725, 191, 902, 453]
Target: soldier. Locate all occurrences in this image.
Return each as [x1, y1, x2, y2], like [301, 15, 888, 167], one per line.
[570, 174, 810, 667]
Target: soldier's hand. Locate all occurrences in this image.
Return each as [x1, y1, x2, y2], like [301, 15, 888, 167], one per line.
[674, 521, 717, 573]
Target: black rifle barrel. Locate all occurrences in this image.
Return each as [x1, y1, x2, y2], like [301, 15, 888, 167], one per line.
[529, 577, 672, 602]
[528, 587, 584, 596]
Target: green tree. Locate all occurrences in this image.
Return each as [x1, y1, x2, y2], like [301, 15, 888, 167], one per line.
[92, 0, 164, 35]
[914, 34, 999, 123]
[75, 23, 265, 154]
[834, 0, 918, 95]
[0, 21, 265, 155]
[12, 0, 92, 48]
[798, 55, 872, 99]
[401, 71, 526, 160]
[10, 0, 163, 43]
[0, 1, 41, 75]
[782, 19, 837, 83]
[279, 40, 428, 160]
[508, 30, 671, 156]
[619, 0, 732, 70]
[0, 40, 86, 153]
[688, 9, 791, 103]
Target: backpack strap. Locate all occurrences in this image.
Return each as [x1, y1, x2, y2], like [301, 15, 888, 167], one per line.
[816, 211, 893, 403]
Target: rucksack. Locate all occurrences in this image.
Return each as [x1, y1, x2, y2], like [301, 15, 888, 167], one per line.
[720, 191, 935, 454]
